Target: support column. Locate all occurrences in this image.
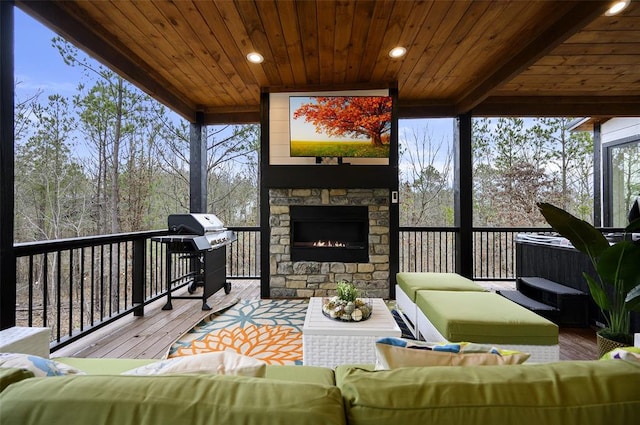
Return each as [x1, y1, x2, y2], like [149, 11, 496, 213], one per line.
[259, 92, 270, 298]
[189, 111, 206, 213]
[0, 1, 16, 330]
[593, 122, 602, 227]
[454, 113, 473, 279]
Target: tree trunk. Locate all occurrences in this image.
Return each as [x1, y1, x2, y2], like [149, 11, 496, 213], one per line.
[371, 132, 382, 146]
[110, 78, 123, 234]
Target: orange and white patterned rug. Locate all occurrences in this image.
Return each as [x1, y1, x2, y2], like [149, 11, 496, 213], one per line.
[167, 299, 307, 365]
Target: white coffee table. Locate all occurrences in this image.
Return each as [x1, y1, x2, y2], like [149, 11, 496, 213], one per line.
[303, 297, 401, 367]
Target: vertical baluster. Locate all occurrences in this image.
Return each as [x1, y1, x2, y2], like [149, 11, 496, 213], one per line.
[100, 244, 105, 320]
[43, 253, 48, 327]
[80, 247, 85, 331]
[56, 250, 61, 342]
[90, 245, 95, 325]
[124, 241, 129, 308]
[28, 255, 34, 326]
[69, 249, 74, 339]
[109, 243, 113, 315]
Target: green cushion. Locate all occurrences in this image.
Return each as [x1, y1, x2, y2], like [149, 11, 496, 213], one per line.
[0, 374, 346, 425]
[416, 290, 558, 345]
[336, 361, 640, 425]
[265, 365, 335, 385]
[0, 368, 34, 393]
[396, 272, 485, 300]
[53, 357, 157, 374]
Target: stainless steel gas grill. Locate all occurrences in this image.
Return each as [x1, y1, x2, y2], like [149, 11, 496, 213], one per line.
[152, 213, 237, 311]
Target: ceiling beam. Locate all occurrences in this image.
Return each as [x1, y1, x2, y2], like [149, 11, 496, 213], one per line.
[454, 1, 611, 115]
[203, 110, 260, 125]
[474, 96, 640, 117]
[16, 0, 198, 122]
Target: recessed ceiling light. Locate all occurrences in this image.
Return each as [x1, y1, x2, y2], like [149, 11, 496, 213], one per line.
[246, 52, 264, 64]
[605, 0, 630, 16]
[388, 46, 407, 59]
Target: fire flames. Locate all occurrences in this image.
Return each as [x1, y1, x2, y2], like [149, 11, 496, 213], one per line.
[312, 240, 346, 248]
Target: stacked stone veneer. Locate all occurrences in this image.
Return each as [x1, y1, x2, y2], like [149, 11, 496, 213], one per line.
[269, 188, 390, 298]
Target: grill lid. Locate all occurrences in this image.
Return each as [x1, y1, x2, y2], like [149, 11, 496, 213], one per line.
[168, 213, 226, 235]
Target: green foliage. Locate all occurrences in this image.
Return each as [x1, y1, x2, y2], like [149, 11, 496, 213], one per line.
[14, 38, 261, 241]
[538, 202, 640, 343]
[470, 117, 593, 227]
[290, 140, 389, 158]
[336, 281, 359, 302]
[14, 94, 91, 241]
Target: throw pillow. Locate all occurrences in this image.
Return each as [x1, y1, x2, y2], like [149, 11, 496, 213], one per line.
[0, 353, 86, 377]
[600, 346, 640, 363]
[122, 350, 266, 377]
[375, 337, 530, 369]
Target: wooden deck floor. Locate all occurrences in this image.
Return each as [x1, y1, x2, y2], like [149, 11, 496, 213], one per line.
[52, 279, 599, 361]
[53, 280, 262, 359]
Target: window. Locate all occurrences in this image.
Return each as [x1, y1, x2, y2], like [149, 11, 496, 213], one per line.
[605, 138, 640, 227]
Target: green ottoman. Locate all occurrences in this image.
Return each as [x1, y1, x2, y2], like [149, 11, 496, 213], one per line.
[395, 273, 486, 335]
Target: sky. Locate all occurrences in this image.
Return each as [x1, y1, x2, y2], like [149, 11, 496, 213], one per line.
[14, 9, 86, 100]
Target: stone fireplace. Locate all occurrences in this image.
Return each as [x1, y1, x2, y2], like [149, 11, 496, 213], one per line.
[269, 188, 390, 298]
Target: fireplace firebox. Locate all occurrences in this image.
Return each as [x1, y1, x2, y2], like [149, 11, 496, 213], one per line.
[290, 206, 369, 263]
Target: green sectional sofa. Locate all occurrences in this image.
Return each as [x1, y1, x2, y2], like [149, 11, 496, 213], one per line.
[1, 357, 639, 425]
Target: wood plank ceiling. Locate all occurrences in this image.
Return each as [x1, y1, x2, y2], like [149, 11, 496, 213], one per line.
[16, 0, 640, 124]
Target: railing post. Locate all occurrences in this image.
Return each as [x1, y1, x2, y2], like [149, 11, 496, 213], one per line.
[132, 238, 145, 316]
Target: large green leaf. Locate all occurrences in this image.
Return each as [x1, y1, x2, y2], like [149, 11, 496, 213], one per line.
[537, 203, 609, 260]
[626, 284, 640, 312]
[583, 272, 610, 312]
[596, 241, 640, 293]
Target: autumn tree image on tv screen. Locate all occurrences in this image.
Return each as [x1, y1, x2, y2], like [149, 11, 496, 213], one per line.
[290, 96, 392, 158]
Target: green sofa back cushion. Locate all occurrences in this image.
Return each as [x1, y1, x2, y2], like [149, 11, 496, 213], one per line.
[0, 374, 346, 425]
[336, 361, 640, 425]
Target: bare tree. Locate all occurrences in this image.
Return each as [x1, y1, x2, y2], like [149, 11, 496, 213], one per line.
[399, 124, 453, 226]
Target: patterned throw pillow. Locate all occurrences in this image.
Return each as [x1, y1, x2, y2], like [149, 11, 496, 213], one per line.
[600, 346, 640, 363]
[375, 337, 530, 369]
[122, 350, 266, 377]
[0, 353, 86, 377]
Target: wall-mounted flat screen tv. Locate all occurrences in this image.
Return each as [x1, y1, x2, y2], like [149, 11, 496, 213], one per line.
[289, 95, 392, 158]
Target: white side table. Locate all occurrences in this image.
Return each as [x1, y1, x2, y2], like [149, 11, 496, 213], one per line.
[303, 297, 401, 368]
[0, 327, 50, 358]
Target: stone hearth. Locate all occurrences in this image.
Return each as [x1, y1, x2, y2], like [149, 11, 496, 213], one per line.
[269, 188, 390, 298]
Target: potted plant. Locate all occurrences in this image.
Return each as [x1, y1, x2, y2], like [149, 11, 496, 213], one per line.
[538, 202, 640, 356]
[322, 281, 373, 322]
